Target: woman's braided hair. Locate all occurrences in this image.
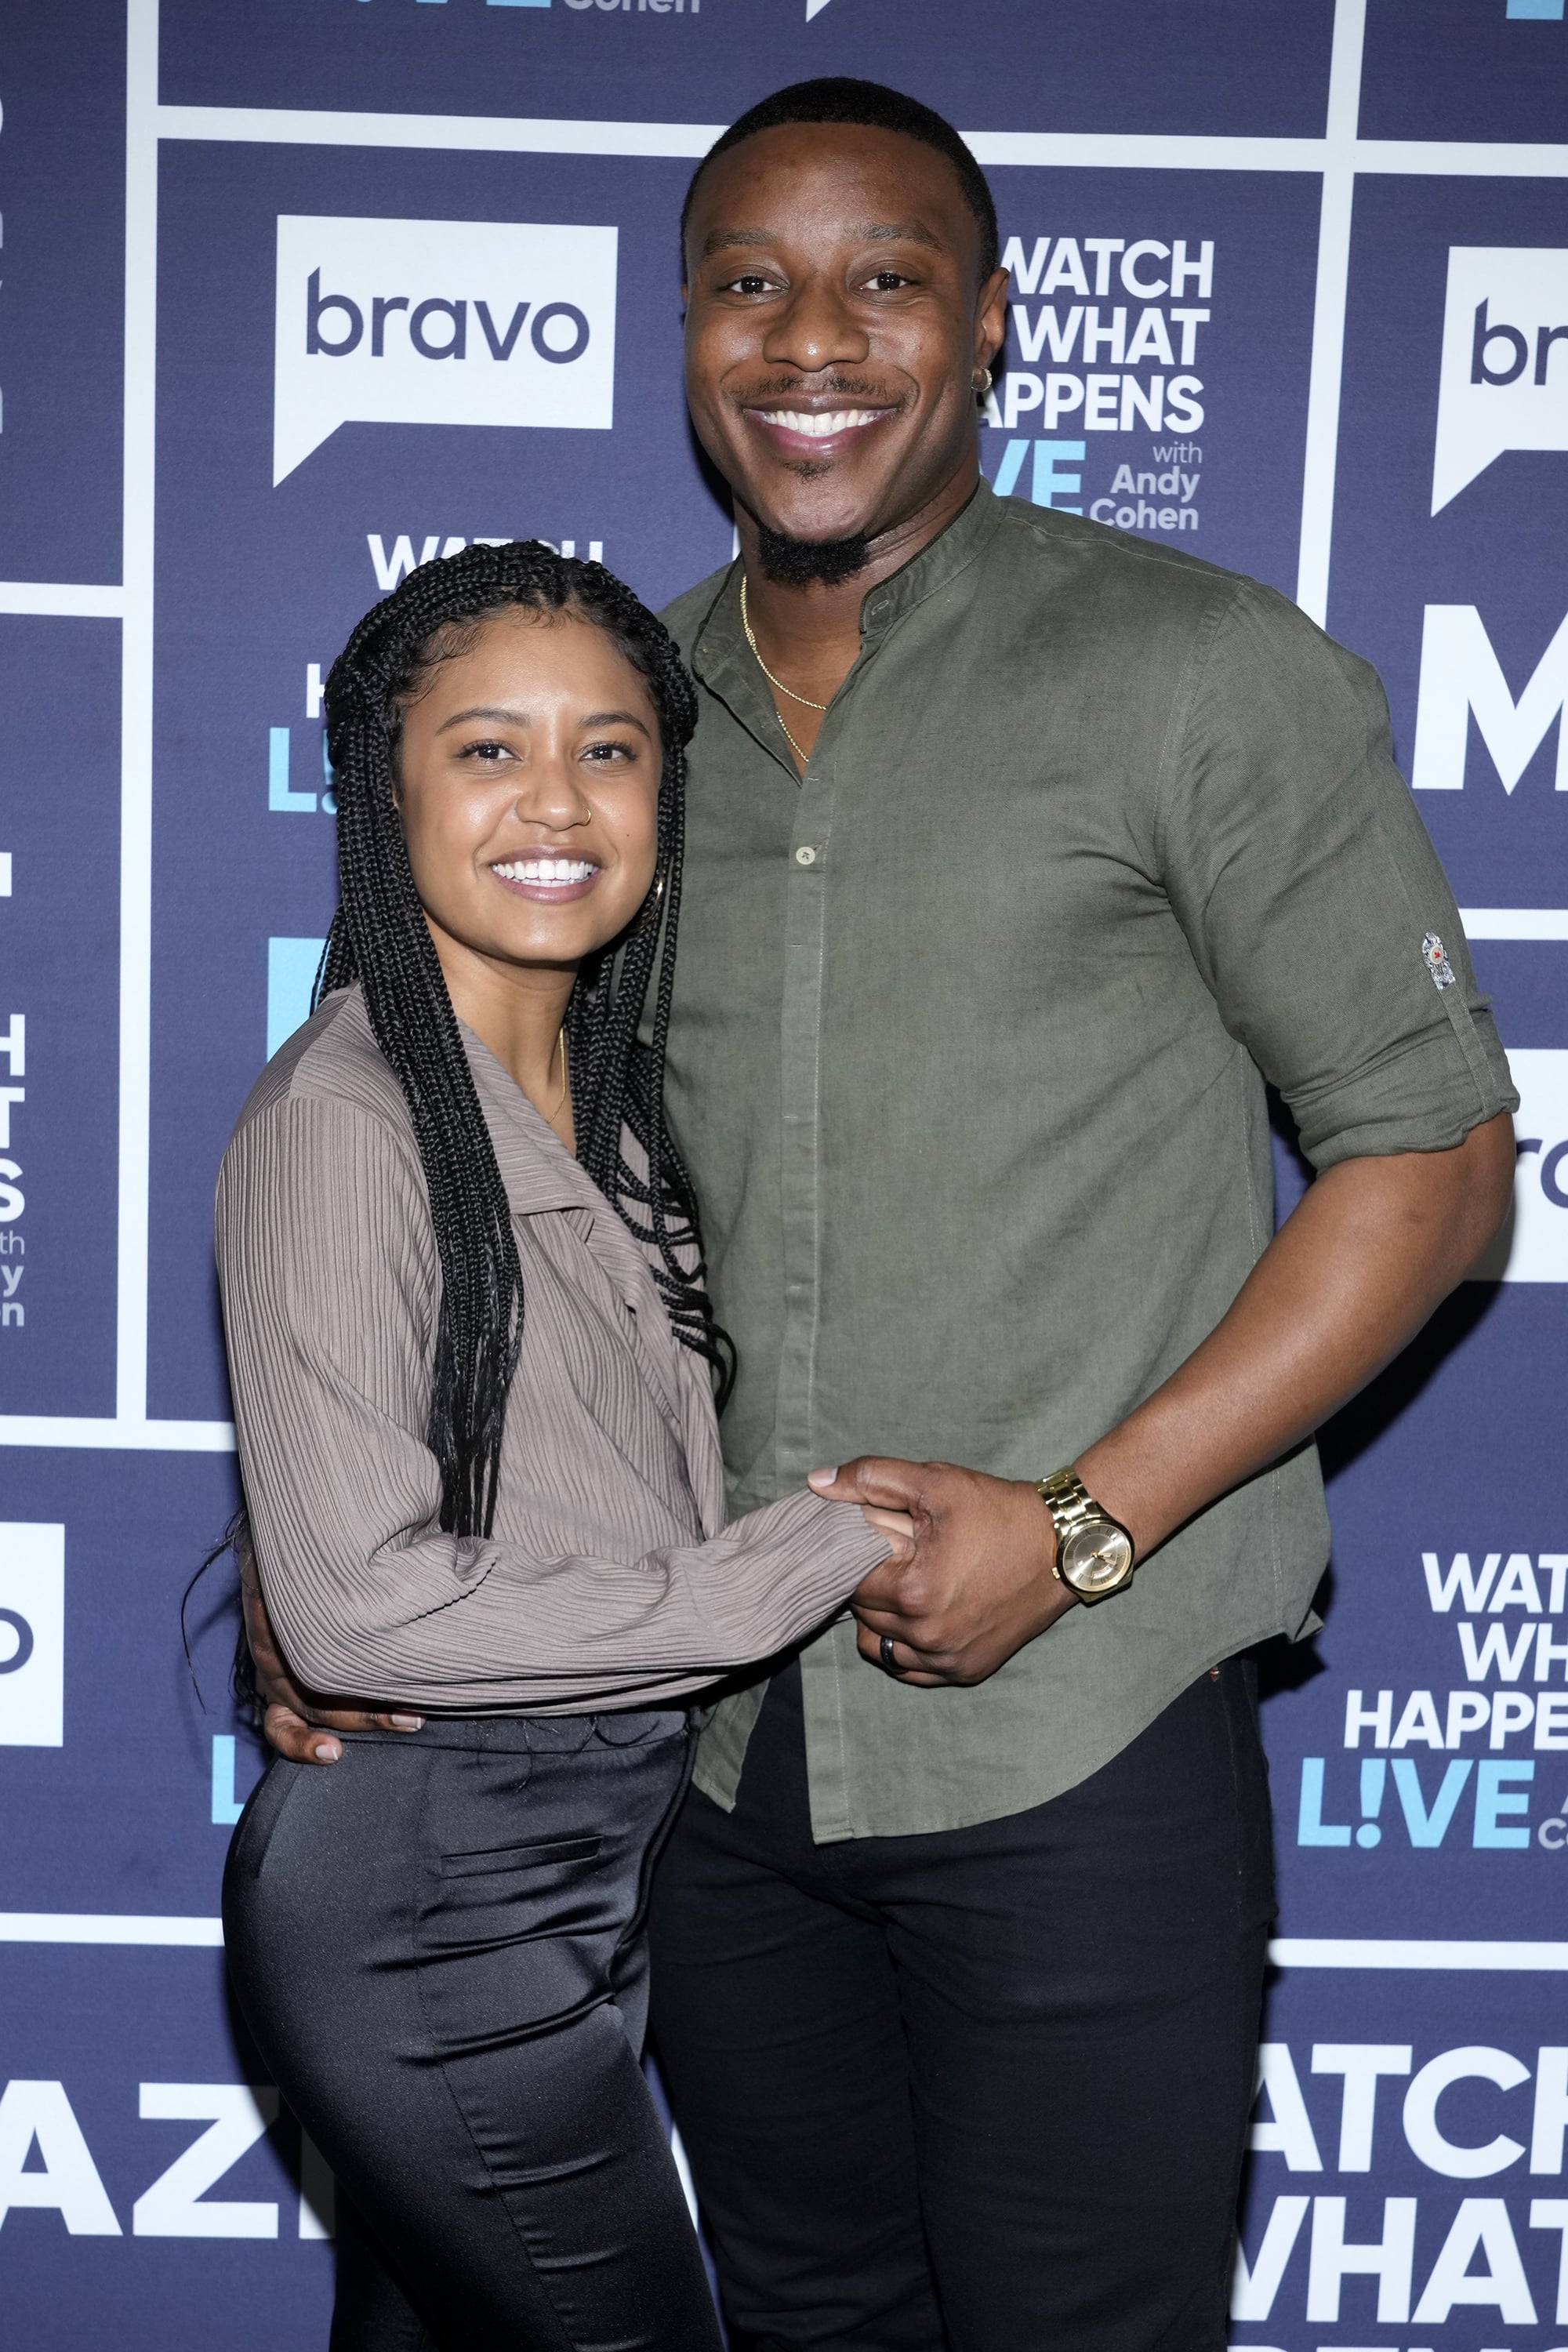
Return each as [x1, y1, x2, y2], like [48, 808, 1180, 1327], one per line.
[316, 537, 731, 1541]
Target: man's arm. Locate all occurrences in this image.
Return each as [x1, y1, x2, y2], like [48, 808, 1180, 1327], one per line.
[240, 1544, 423, 1763]
[815, 1112, 1515, 1686]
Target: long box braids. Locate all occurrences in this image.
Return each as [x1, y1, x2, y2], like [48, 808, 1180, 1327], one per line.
[315, 539, 730, 1541]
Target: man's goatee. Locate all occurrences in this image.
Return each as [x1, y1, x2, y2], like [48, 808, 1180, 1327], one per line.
[755, 525, 872, 587]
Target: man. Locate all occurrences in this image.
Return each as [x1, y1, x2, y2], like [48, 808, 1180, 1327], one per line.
[258, 78, 1515, 2351]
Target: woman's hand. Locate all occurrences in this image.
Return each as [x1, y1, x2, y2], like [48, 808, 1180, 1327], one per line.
[859, 1504, 917, 1561]
[241, 1552, 423, 1766]
[815, 1458, 1071, 1687]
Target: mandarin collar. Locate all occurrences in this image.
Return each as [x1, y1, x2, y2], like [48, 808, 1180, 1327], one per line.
[689, 475, 1004, 703]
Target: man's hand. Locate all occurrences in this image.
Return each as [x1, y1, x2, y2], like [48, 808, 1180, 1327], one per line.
[240, 1552, 422, 1766]
[811, 1459, 1073, 1686]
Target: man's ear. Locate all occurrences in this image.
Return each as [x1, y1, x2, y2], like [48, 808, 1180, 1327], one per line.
[977, 265, 1011, 377]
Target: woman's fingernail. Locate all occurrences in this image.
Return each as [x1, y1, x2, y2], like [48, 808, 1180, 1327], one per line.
[313, 1740, 341, 1762]
[808, 1466, 839, 1490]
[390, 1715, 424, 1731]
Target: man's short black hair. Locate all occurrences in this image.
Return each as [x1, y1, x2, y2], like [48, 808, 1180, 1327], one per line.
[681, 78, 999, 285]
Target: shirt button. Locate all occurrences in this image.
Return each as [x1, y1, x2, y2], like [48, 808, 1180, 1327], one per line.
[795, 845, 818, 866]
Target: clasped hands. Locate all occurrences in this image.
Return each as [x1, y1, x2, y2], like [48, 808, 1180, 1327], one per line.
[247, 1459, 1075, 1766]
[813, 1457, 1075, 1686]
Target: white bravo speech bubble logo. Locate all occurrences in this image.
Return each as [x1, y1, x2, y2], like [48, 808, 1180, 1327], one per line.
[274, 216, 617, 485]
[1432, 245, 1568, 514]
[1469, 1047, 1568, 1284]
[0, 1521, 64, 1747]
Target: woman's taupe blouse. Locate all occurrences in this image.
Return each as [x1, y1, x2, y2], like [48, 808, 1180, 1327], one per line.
[214, 987, 886, 1714]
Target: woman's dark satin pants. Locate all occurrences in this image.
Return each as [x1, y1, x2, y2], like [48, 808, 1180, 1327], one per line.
[223, 1710, 721, 2352]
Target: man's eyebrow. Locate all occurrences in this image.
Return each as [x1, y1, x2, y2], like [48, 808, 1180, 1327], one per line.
[848, 220, 944, 253]
[700, 219, 944, 260]
[700, 227, 778, 260]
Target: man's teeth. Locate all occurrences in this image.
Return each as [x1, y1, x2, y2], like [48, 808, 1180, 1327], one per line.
[762, 408, 881, 438]
[493, 858, 597, 884]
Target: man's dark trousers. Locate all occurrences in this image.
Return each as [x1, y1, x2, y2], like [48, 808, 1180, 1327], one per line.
[648, 1656, 1275, 2352]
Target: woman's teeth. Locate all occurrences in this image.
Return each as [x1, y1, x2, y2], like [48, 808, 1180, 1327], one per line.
[492, 858, 597, 884]
[760, 408, 881, 437]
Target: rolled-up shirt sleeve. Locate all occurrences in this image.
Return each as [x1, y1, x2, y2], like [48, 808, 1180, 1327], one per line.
[1156, 579, 1517, 1168]
[216, 1092, 887, 1711]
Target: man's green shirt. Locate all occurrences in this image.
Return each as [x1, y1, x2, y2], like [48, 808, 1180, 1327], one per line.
[659, 481, 1515, 1842]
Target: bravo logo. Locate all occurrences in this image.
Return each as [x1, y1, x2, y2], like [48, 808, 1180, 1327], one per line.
[273, 216, 617, 485]
[0, 1522, 64, 1747]
[1472, 1051, 1568, 1283]
[1432, 246, 1568, 512]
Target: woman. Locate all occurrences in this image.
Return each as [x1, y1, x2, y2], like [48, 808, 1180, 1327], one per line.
[217, 542, 906, 2351]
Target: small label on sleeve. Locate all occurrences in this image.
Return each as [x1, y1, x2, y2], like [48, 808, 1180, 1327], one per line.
[1421, 931, 1456, 991]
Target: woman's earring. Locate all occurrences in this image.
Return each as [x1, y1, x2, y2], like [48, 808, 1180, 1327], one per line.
[975, 366, 993, 403]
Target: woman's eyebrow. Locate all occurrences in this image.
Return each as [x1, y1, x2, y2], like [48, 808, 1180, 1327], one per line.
[435, 704, 652, 739]
[436, 703, 532, 731]
[580, 710, 653, 739]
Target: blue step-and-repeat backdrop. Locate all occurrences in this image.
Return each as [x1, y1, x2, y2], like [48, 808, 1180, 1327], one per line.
[3, 2, 1568, 2343]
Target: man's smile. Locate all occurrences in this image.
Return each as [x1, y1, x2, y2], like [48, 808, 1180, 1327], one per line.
[742, 400, 899, 459]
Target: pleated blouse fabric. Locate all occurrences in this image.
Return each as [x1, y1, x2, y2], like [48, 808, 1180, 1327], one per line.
[214, 986, 887, 1715]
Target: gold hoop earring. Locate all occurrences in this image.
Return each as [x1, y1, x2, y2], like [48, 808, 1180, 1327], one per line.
[975, 365, 993, 399]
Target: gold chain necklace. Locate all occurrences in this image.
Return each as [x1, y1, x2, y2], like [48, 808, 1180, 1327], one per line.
[740, 575, 826, 768]
[739, 578, 831, 710]
[551, 1026, 569, 1119]
[766, 703, 810, 768]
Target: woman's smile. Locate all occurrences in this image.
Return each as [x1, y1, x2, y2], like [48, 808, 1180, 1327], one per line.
[488, 853, 603, 903]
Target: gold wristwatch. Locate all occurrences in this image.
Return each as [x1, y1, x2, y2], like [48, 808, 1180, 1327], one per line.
[1036, 1468, 1136, 1605]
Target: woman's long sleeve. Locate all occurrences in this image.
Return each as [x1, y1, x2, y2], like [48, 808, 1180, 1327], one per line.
[216, 1089, 887, 1711]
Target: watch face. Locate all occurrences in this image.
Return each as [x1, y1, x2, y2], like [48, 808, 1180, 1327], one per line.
[1062, 1523, 1134, 1596]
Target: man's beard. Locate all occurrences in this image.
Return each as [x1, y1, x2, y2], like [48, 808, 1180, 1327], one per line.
[754, 524, 871, 588]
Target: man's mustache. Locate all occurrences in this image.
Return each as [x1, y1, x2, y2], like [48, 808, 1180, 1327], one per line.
[729, 375, 904, 407]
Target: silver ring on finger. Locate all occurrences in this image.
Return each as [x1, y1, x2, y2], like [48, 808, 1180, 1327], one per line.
[879, 1632, 901, 1675]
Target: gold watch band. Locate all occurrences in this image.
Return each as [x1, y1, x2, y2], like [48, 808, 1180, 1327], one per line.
[1036, 1468, 1137, 1602]
[1036, 1468, 1099, 1560]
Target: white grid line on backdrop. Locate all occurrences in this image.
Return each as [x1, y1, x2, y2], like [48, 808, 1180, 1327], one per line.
[5, 1913, 1568, 1970]
[1294, 0, 1366, 628]
[118, 0, 160, 1433]
[3, 0, 1566, 1465]
[0, 0, 1562, 1984]
[0, 583, 125, 616]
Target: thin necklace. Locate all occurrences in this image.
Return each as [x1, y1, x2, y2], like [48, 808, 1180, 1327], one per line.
[740, 575, 825, 768]
[739, 577, 831, 710]
[551, 1025, 569, 1119]
[766, 702, 810, 768]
